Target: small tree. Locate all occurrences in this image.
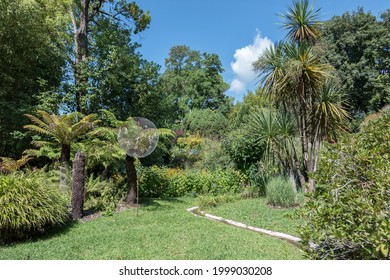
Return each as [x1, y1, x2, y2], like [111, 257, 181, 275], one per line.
[24, 110, 98, 169]
[87, 110, 174, 205]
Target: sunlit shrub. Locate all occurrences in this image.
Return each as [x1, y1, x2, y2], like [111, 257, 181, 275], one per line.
[0, 171, 69, 242]
[139, 167, 247, 198]
[266, 176, 297, 208]
[298, 111, 390, 259]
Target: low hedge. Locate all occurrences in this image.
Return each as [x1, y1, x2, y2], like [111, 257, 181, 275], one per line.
[139, 167, 247, 198]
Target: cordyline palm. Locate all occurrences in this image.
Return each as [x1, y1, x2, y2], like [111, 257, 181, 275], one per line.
[280, 0, 321, 43]
[254, 42, 330, 180]
[87, 109, 175, 205]
[24, 110, 98, 169]
[309, 82, 350, 173]
[247, 108, 301, 181]
[253, 0, 348, 191]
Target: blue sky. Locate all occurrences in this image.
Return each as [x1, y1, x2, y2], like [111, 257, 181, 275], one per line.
[134, 0, 389, 102]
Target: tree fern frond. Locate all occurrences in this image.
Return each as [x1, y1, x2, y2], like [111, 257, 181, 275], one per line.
[23, 124, 53, 136]
[157, 128, 175, 139]
[0, 155, 31, 173]
[31, 140, 52, 148]
[36, 110, 55, 125]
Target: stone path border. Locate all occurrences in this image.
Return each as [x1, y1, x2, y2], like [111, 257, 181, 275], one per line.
[187, 206, 302, 246]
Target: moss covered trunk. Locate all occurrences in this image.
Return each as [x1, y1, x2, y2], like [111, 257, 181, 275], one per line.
[71, 151, 86, 220]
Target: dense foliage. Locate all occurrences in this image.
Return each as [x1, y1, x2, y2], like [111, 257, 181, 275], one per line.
[0, 0, 66, 157]
[161, 45, 231, 121]
[321, 8, 390, 116]
[299, 111, 390, 259]
[139, 167, 247, 198]
[184, 108, 229, 139]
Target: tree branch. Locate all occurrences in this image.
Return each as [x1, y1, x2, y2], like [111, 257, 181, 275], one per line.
[89, 0, 105, 21]
[69, 6, 78, 64]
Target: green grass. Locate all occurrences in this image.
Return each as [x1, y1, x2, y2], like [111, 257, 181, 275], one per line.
[206, 198, 302, 236]
[0, 198, 304, 260]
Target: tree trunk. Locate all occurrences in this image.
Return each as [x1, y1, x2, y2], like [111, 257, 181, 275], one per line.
[59, 144, 71, 187]
[70, 0, 90, 114]
[125, 155, 137, 205]
[71, 151, 86, 220]
[60, 144, 71, 169]
[299, 80, 310, 189]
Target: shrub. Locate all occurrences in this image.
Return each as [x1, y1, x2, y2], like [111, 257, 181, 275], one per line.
[222, 128, 264, 172]
[298, 111, 390, 259]
[139, 167, 247, 198]
[0, 171, 69, 242]
[138, 166, 172, 198]
[170, 135, 203, 168]
[192, 138, 233, 170]
[266, 176, 297, 208]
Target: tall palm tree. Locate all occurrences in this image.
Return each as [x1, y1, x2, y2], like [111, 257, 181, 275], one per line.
[253, 0, 348, 191]
[24, 110, 98, 169]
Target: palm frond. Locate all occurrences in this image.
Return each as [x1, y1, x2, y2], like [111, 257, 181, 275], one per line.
[310, 82, 350, 140]
[31, 140, 53, 148]
[37, 110, 55, 125]
[253, 41, 286, 94]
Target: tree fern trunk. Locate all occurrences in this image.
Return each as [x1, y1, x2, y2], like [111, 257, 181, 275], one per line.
[71, 151, 86, 220]
[125, 155, 137, 205]
[60, 144, 71, 187]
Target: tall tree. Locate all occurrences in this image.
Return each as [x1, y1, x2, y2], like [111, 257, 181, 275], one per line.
[67, 0, 151, 113]
[253, 0, 349, 191]
[86, 16, 169, 126]
[161, 45, 231, 121]
[321, 8, 390, 115]
[0, 0, 67, 157]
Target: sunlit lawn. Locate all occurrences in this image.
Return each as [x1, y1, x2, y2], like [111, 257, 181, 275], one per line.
[207, 198, 302, 236]
[0, 198, 304, 260]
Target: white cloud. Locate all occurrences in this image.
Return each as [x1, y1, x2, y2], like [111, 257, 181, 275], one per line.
[229, 31, 273, 94]
[229, 79, 245, 93]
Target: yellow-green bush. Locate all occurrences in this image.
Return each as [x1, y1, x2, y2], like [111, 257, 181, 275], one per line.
[0, 172, 69, 242]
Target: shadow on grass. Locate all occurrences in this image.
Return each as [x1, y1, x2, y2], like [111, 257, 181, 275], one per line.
[139, 197, 186, 212]
[0, 220, 79, 252]
[1, 198, 189, 251]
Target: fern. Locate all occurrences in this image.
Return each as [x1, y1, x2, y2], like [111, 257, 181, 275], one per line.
[0, 155, 31, 173]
